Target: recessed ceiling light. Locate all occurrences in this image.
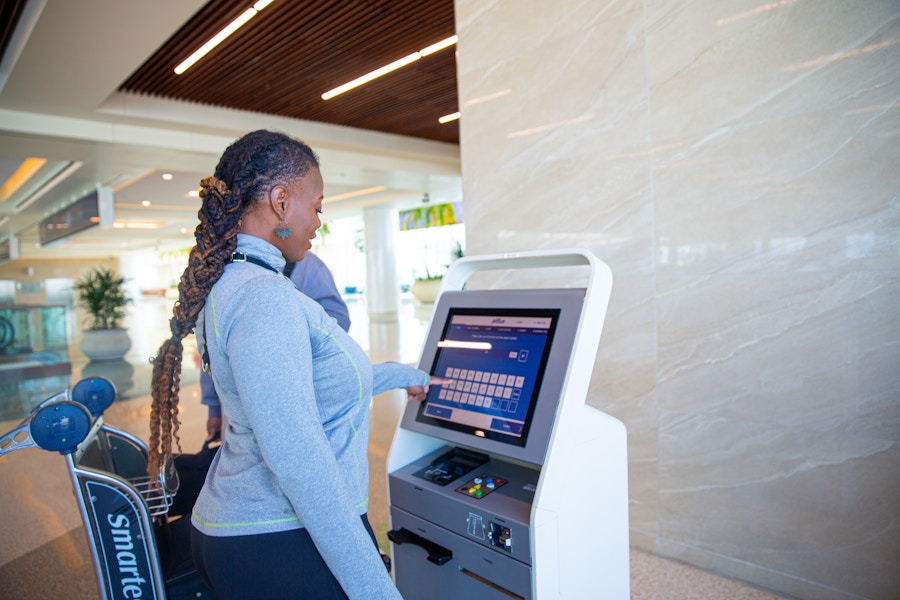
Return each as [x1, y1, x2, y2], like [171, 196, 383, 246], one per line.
[162, 173, 173, 181]
[141, 200, 151, 207]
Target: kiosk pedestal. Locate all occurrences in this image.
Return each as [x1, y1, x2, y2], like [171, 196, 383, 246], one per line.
[387, 249, 629, 599]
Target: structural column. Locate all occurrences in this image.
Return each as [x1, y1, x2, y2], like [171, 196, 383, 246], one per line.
[363, 205, 400, 321]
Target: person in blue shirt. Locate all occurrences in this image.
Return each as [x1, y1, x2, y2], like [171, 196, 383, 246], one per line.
[147, 129, 448, 600]
[199, 250, 351, 442]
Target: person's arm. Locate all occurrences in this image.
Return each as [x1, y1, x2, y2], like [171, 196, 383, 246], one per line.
[372, 362, 450, 400]
[286, 254, 351, 332]
[199, 369, 222, 441]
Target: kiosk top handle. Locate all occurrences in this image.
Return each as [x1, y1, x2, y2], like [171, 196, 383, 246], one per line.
[441, 248, 611, 296]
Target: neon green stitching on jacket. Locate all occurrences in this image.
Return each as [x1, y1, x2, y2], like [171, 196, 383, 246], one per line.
[295, 292, 369, 510]
[209, 288, 219, 339]
[192, 510, 299, 528]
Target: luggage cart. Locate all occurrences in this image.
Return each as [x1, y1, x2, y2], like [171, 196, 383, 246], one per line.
[0, 377, 214, 599]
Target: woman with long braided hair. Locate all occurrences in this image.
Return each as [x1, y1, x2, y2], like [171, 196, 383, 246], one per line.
[148, 130, 446, 599]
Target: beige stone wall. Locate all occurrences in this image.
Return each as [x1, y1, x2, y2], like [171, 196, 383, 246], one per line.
[454, 1, 900, 598]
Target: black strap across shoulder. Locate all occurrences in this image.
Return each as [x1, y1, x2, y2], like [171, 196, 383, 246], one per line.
[229, 251, 279, 274]
[205, 251, 279, 371]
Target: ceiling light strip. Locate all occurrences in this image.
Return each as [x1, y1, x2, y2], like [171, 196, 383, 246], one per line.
[15, 161, 83, 212]
[322, 35, 458, 100]
[174, 1, 277, 75]
[115, 203, 199, 211]
[111, 169, 156, 193]
[322, 54, 420, 100]
[420, 36, 458, 56]
[324, 186, 387, 204]
[112, 221, 163, 230]
[0, 157, 47, 202]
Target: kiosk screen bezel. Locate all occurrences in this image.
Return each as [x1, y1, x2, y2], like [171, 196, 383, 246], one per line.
[415, 307, 560, 447]
[402, 288, 585, 466]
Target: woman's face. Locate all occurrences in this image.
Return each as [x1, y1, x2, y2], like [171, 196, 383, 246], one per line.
[281, 167, 324, 262]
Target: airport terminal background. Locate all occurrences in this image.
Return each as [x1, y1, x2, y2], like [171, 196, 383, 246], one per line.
[0, 1, 896, 599]
[0, 230, 783, 599]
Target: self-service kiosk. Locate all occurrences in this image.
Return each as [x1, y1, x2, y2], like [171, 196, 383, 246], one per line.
[387, 249, 629, 599]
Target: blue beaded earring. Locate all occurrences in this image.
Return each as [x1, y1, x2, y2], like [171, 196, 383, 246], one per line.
[275, 219, 291, 240]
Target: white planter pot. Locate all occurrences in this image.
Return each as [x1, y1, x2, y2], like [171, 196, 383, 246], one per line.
[80, 328, 132, 361]
[410, 278, 442, 303]
[81, 358, 134, 396]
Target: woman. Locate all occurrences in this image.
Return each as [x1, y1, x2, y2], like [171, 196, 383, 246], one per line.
[148, 129, 445, 599]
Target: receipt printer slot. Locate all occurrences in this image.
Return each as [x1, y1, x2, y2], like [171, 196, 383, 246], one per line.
[388, 528, 453, 565]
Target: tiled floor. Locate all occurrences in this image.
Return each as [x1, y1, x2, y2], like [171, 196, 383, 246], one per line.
[0, 295, 788, 598]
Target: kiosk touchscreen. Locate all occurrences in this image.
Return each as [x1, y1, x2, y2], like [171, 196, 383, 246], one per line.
[418, 308, 556, 445]
[387, 250, 630, 600]
[405, 288, 585, 467]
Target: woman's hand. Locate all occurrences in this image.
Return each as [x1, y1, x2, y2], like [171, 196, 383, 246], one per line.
[406, 375, 452, 402]
[206, 417, 222, 442]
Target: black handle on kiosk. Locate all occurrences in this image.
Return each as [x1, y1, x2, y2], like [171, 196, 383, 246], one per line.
[388, 528, 453, 566]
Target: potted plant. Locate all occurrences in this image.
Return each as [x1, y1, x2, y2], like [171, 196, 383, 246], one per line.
[409, 242, 465, 303]
[410, 269, 444, 303]
[74, 266, 132, 361]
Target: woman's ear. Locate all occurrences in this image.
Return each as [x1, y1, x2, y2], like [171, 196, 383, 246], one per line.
[268, 184, 288, 216]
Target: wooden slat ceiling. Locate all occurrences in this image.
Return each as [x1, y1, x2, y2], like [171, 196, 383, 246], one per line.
[0, 1, 28, 60]
[119, 0, 459, 144]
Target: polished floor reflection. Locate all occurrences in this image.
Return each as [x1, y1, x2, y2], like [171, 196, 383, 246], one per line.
[0, 295, 785, 599]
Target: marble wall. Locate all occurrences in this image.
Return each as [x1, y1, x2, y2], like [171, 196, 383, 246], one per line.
[454, 1, 899, 598]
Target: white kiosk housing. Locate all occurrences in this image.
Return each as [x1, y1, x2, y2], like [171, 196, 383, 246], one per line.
[386, 249, 629, 599]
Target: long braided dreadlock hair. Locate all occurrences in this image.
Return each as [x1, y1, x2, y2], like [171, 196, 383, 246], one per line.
[147, 130, 319, 477]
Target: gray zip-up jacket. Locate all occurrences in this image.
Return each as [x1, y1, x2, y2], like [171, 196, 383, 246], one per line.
[192, 235, 426, 599]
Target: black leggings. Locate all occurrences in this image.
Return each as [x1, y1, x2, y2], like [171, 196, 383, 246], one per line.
[190, 514, 378, 600]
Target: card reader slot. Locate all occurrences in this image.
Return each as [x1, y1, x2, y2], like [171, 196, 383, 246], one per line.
[412, 446, 489, 486]
[388, 527, 453, 566]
